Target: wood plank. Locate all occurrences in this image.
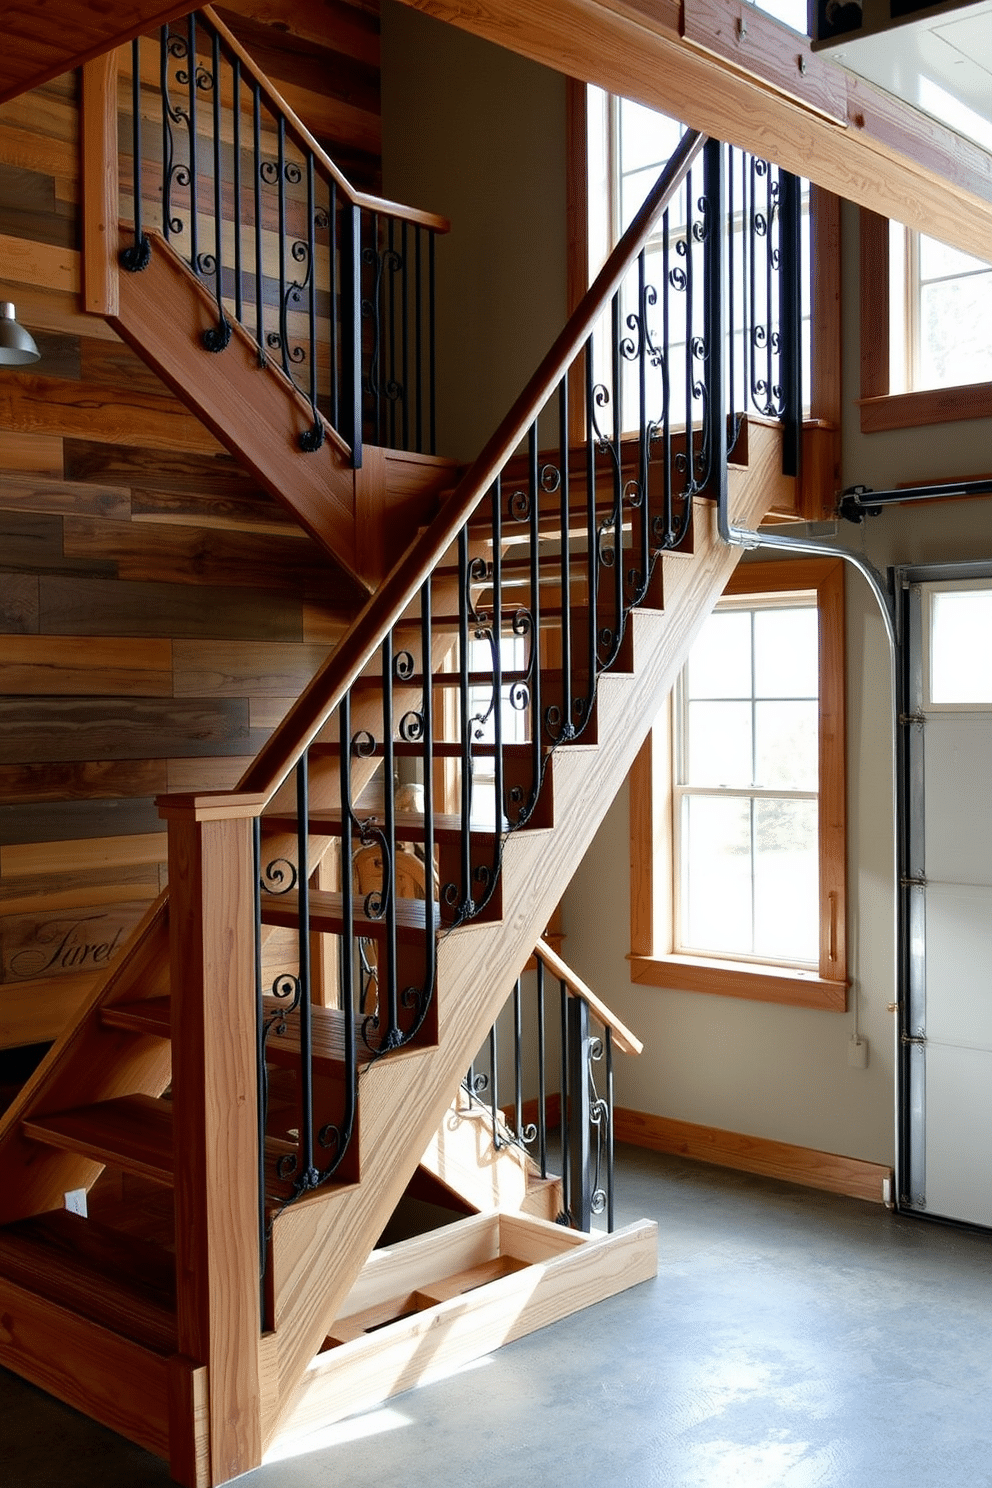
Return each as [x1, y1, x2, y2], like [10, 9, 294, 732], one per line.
[0, 898, 153, 988]
[860, 208, 889, 402]
[63, 436, 268, 496]
[62, 513, 341, 594]
[130, 484, 303, 536]
[0, 120, 79, 191]
[78, 337, 175, 400]
[0, 280, 118, 342]
[859, 382, 992, 433]
[0, 373, 224, 453]
[23, 1092, 175, 1183]
[172, 640, 328, 698]
[166, 755, 255, 792]
[0, 432, 63, 476]
[273, 1218, 657, 1444]
[0, 970, 98, 1048]
[218, 0, 381, 66]
[0, 797, 164, 846]
[0, 696, 255, 765]
[393, 0, 992, 261]
[614, 1108, 892, 1204]
[0, 475, 130, 519]
[38, 574, 304, 640]
[0, 635, 172, 694]
[0, 759, 169, 806]
[0, 1272, 171, 1459]
[0, 861, 161, 912]
[0, 230, 77, 293]
[1, 833, 168, 877]
[0, 574, 39, 633]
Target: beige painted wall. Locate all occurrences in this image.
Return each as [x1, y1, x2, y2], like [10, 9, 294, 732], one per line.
[381, 11, 992, 1165]
[381, 1, 567, 464]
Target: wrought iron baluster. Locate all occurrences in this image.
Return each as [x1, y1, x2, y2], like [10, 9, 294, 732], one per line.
[489, 1024, 500, 1151]
[275, 116, 289, 379]
[232, 53, 242, 325]
[201, 25, 231, 352]
[388, 216, 397, 450]
[527, 422, 542, 777]
[429, 229, 437, 455]
[513, 977, 524, 1142]
[299, 150, 324, 452]
[536, 954, 547, 1179]
[253, 815, 266, 1291]
[605, 1026, 615, 1232]
[418, 577, 436, 1005]
[456, 527, 474, 920]
[415, 226, 423, 453]
[121, 39, 151, 271]
[401, 220, 410, 453]
[583, 336, 598, 732]
[705, 140, 727, 522]
[381, 628, 399, 1046]
[252, 83, 264, 361]
[342, 200, 362, 467]
[567, 992, 593, 1231]
[330, 181, 339, 429]
[186, 13, 199, 273]
[491, 477, 504, 838]
[559, 977, 570, 1222]
[337, 697, 357, 1175]
[661, 207, 675, 547]
[635, 247, 649, 602]
[779, 167, 802, 477]
[555, 374, 573, 743]
[295, 755, 315, 1189]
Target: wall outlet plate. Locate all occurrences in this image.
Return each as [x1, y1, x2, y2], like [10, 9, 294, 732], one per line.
[848, 1034, 869, 1069]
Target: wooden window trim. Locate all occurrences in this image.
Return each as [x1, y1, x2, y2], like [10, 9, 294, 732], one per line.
[859, 209, 992, 432]
[629, 557, 848, 1011]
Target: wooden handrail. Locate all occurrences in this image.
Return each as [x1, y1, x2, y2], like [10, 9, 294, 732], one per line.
[218, 127, 706, 805]
[199, 5, 450, 234]
[533, 939, 643, 1056]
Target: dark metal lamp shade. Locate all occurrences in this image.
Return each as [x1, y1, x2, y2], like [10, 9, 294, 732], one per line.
[0, 302, 40, 366]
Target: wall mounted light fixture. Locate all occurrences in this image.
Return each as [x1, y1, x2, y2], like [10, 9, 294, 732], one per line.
[0, 302, 40, 366]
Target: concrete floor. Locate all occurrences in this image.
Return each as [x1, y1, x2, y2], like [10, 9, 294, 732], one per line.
[3, 1146, 992, 1487]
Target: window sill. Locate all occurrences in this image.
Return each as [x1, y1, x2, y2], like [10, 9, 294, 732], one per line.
[628, 953, 848, 1011]
[858, 382, 992, 433]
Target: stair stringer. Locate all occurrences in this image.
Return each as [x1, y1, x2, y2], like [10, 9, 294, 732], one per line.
[109, 231, 460, 593]
[260, 469, 777, 1443]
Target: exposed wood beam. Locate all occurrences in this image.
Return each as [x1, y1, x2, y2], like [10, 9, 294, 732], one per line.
[395, 0, 992, 259]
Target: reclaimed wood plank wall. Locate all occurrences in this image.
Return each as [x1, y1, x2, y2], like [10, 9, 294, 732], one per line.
[0, 0, 381, 1049]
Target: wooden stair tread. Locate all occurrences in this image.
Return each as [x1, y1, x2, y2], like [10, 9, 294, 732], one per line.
[101, 997, 171, 1039]
[262, 1000, 375, 1073]
[262, 808, 500, 847]
[22, 1094, 174, 1185]
[0, 1208, 177, 1355]
[260, 886, 440, 939]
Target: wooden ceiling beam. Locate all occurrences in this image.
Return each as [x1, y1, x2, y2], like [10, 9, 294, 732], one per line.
[395, 0, 992, 259]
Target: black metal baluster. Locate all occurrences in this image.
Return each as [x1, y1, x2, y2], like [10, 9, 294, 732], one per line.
[231, 53, 243, 326]
[299, 151, 324, 451]
[415, 226, 423, 453]
[276, 115, 290, 378]
[557, 373, 573, 741]
[727, 146, 737, 439]
[567, 993, 592, 1232]
[428, 229, 437, 455]
[705, 139, 728, 538]
[387, 217, 397, 450]
[536, 955, 547, 1179]
[527, 421, 542, 779]
[330, 181, 339, 430]
[252, 83, 264, 361]
[662, 208, 674, 546]
[610, 290, 624, 650]
[489, 1024, 501, 1151]
[513, 977, 524, 1140]
[121, 39, 151, 271]
[419, 577, 436, 1005]
[636, 248, 649, 599]
[160, 26, 173, 246]
[342, 200, 362, 467]
[202, 25, 231, 351]
[779, 167, 802, 477]
[583, 337, 598, 730]
[401, 220, 409, 453]
[457, 526, 474, 917]
[253, 815, 267, 1294]
[490, 477, 505, 841]
[559, 978, 571, 1222]
[187, 13, 199, 275]
[381, 629, 399, 1046]
[605, 1026, 615, 1233]
[296, 755, 315, 1189]
[338, 699, 357, 1170]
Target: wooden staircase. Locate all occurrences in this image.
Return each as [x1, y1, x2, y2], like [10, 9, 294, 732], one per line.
[0, 45, 793, 1484]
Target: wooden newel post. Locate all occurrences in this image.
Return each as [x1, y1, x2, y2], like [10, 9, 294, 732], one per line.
[159, 791, 268, 1487]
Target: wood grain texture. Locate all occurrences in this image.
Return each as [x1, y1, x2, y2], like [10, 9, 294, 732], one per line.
[0, 473, 132, 519]
[614, 1108, 891, 1203]
[0, 634, 172, 694]
[172, 640, 328, 698]
[38, 575, 305, 639]
[81, 52, 119, 316]
[0, 373, 224, 453]
[394, 0, 992, 260]
[0, 696, 255, 764]
[0, 970, 98, 1048]
[1, 833, 168, 877]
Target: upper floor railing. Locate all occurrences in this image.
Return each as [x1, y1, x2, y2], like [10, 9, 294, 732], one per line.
[120, 5, 448, 466]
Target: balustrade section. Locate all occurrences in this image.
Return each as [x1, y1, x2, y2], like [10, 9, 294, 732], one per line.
[119, 7, 444, 465]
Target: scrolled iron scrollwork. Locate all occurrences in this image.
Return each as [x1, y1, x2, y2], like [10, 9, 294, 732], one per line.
[260, 858, 298, 896]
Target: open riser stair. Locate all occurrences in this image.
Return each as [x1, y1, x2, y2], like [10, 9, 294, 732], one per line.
[0, 25, 807, 1484]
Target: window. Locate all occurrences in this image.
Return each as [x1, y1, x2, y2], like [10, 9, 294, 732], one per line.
[888, 225, 992, 395]
[859, 210, 992, 432]
[629, 558, 847, 1010]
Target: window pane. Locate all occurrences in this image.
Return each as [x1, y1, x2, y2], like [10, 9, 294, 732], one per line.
[930, 590, 992, 704]
[618, 99, 683, 175]
[919, 234, 991, 282]
[753, 605, 817, 697]
[919, 275, 992, 389]
[753, 798, 818, 962]
[755, 700, 818, 789]
[681, 795, 753, 954]
[687, 610, 751, 698]
[687, 701, 753, 785]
